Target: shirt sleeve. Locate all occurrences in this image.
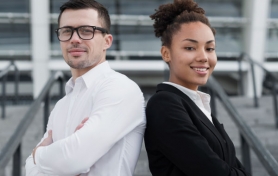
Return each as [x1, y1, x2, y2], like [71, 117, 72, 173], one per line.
[34, 79, 145, 175]
[25, 155, 58, 176]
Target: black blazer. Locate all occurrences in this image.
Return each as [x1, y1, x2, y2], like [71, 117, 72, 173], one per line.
[144, 84, 250, 176]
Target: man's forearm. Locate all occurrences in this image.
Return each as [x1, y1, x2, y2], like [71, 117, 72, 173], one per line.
[25, 155, 49, 176]
[34, 84, 145, 175]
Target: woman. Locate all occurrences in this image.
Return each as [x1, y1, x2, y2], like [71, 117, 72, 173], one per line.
[144, 0, 251, 176]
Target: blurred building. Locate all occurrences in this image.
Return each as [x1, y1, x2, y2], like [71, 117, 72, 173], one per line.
[0, 0, 277, 100]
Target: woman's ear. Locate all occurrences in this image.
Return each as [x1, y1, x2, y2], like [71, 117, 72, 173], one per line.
[161, 46, 171, 63]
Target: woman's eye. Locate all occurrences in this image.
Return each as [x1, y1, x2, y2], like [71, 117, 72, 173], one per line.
[185, 47, 194, 51]
[207, 48, 215, 52]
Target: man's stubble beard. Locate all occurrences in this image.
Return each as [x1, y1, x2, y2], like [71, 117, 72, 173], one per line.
[66, 54, 102, 70]
[67, 59, 85, 69]
[65, 44, 94, 69]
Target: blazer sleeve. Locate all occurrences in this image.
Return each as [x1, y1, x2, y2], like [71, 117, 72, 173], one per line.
[146, 92, 250, 176]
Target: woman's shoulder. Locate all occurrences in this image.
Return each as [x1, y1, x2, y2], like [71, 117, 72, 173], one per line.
[146, 90, 186, 115]
[148, 90, 181, 104]
[150, 84, 193, 102]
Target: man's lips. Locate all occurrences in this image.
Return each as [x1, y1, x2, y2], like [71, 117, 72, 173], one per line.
[68, 48, 86, 53]
[68, 48, 86, 56]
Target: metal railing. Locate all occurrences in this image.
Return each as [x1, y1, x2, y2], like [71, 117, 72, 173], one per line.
[207, 76, 278, 176]
[0, 60, 19, 119]
[0, 71, 65, 176]
[238, 52, 278, 128]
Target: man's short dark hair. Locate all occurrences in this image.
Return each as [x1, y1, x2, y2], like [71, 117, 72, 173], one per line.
[58, 0, 111, 33]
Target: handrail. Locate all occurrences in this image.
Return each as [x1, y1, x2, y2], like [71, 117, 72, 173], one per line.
[207, 76, 278, 176]
[0, 60, 19, 119]
[0, 71, 64, 176]
[238, 52, 278, 128]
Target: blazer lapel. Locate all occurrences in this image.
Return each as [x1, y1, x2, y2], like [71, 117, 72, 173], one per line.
[212, 115, 234, 165]
[194, 109, 225, 147]
[156, 83, 226, 150]
[212, 115, 226, 139]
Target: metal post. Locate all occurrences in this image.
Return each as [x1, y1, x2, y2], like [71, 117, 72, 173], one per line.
[115, 0, 121, 52]
[13, 61, 19, 105]
[44, 92, 50, 132]
[59, 77, 64, 99]
[1, 74, 7, 119]
[0, 168, 4, 176]
[12, 144, 21, 176]
[250, 62, 259, 108]
[240, 134, 252, 174]
[237, 53, 244, 95]
[164, 63, 170, 81]
[272, 78, 278, 128]
[210, 88, 217, 117]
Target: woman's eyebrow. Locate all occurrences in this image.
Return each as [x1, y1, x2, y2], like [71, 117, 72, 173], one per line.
[182, 38, 215, 44]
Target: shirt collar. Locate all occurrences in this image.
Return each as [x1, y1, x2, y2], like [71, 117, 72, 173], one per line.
[197, 91, 211, 103]
[65, 77, 74, 95]
[65, 61, 111, 95]
[163, 82, 211, 102]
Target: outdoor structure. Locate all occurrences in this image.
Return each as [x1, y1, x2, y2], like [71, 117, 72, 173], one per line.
[2, 1, 278, 176]
[0, 0, 278, 98]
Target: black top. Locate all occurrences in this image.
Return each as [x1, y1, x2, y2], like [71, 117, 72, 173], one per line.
[144, 83, 251, 176]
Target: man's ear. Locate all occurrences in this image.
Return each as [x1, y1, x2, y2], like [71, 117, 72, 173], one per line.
[161, 46, 171, 63]
[103, 34, 113, 50]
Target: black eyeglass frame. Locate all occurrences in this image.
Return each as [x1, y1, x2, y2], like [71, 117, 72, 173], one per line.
[55, 25, 108, 42]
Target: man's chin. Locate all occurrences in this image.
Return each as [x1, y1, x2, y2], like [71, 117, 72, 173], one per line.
[67, 60, 87, 69]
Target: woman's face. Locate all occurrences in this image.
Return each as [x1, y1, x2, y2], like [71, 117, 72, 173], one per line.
[161, 22, 217, 91]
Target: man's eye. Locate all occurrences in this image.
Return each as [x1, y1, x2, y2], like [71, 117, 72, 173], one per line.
[80, 28, 94, 34]
[61, 29, 72, 34]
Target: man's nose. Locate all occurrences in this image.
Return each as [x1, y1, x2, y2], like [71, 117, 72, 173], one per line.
[70, 30, 81, 43]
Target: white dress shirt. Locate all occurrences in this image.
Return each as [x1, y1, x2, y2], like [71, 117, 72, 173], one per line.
[25, 61, 146, 176]
[163, 82, 213, 124]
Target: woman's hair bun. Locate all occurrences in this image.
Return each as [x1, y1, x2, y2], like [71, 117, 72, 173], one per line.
[150, 0, 205, 38]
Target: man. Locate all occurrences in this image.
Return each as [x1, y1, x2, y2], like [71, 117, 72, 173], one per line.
[25, 0, 146, 175]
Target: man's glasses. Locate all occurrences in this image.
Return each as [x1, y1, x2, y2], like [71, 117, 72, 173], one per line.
[55, 25, 108, 42]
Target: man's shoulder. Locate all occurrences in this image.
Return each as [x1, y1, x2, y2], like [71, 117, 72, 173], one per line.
[103, 69, 140, 89]
[93, 70, 142, 102]
[54, 95, 67, 106]
[105, 69, 128, 80]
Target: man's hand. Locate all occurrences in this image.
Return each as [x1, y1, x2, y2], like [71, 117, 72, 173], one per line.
[75, 117, 89, 132]
[40, 130, 53, 146]
[32, 130, 53, 164]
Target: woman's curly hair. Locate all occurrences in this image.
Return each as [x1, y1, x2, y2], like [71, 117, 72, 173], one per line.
[150, 0, 215, 47]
